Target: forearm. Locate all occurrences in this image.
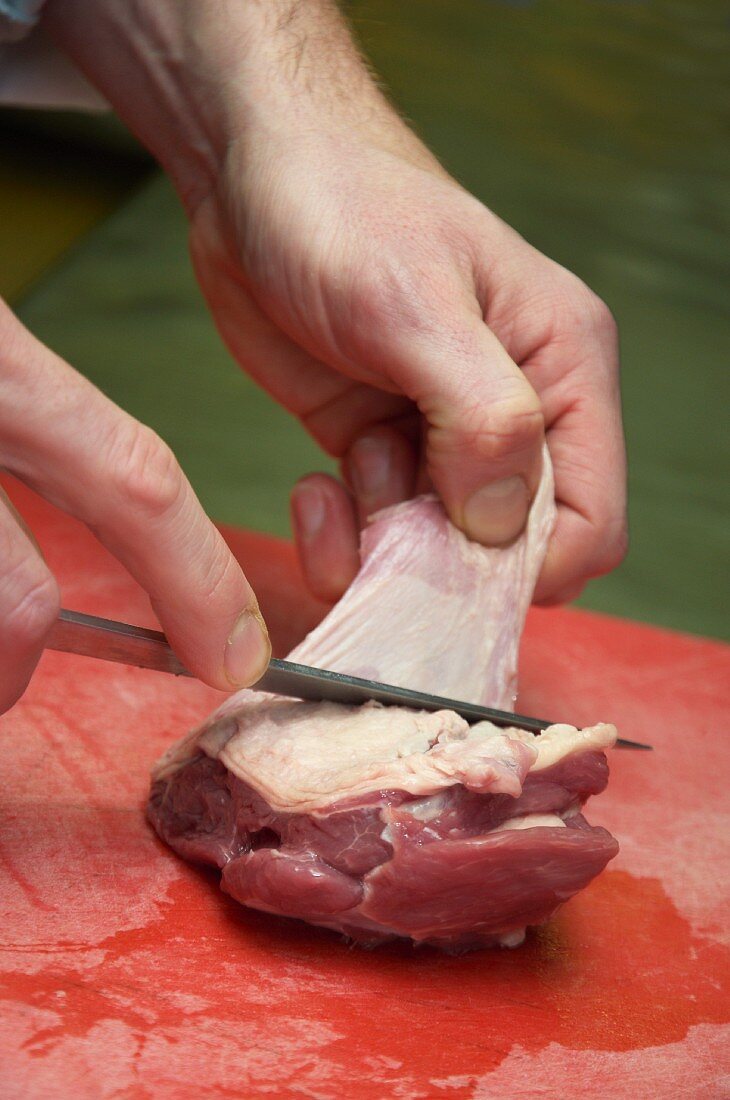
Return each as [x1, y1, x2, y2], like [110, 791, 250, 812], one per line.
[42, 0, 400, 211]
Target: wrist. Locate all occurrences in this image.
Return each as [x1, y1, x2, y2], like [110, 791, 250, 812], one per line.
[43, 0, 229, 209]
[194, 1, 428, 180]
[43, 0, 411, 211]
[211, 3, 389, 133]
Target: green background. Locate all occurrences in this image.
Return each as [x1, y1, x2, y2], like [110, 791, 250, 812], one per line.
[1, 0, 728, 639]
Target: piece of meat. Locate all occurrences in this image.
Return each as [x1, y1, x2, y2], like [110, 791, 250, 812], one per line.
[148, 460, 620, 950]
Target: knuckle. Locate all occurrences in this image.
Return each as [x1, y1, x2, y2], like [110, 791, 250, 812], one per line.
[465, 391, 544, 460]
[197, 531, 243, 612]
[551, 271, 618, 346]
[3, 569, 60, 652]
[571, 286, 615, 341]
[585, 292, 618, 345]
[108, 421, 184, 521]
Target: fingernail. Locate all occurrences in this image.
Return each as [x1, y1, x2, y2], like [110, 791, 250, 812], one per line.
[462, 477, 530, 545]
[292, 484, 326, 542]
[349, 436, 391, 501]
[224, 607, 271, 688]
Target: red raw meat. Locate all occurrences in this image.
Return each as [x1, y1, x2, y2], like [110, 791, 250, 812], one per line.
[148, 461, 620, 949]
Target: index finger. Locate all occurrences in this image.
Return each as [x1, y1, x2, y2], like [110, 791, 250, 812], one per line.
[0, 315, 270, 690]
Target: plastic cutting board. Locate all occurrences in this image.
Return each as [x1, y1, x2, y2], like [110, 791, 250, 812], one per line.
[1, 475, 728, 1099]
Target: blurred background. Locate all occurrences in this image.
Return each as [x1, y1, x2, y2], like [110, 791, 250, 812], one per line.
[1, 0, 727, 640]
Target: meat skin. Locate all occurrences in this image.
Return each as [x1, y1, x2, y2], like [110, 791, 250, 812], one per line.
[268, 470, 554, 709]
[149, 466, 620, 950]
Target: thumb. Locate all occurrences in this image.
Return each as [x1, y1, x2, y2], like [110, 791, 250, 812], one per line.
[402, 316, 545, 544]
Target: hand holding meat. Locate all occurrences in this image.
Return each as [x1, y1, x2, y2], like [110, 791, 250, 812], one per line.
[47, 0, 628, 610]
[201, 127, 627, 607]
[0, 0, 628, 717]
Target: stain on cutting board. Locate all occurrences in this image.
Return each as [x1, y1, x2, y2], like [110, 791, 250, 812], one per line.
[0, 476, 728, 1099]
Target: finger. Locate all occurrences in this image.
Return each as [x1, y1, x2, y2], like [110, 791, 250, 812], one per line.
[0, 485, 44, 557]
[524, 300, 627, 602]
[0, 499, 60, 714]
[534, 576, 586, 608]
[0, 308, 270, 690]
[293, 426, 418, 605]
[291, 473, 360, 604]
[533, 491, 627, 604]
[343, 425, 418, 528]
[384, 304, 545, 546]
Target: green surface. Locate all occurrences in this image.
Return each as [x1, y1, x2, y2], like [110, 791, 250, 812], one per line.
[16, 173, 332, 537]
[0, 112, 151, 302]
[11, 0, 730, 640]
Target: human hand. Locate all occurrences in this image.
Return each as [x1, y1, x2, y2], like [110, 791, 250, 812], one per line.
[190, 108, 627, 606]
[0, 301, 270, 715]
[44, 0, 627, 610]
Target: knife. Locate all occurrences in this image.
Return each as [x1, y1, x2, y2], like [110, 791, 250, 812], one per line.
[47, 609, 651, 750]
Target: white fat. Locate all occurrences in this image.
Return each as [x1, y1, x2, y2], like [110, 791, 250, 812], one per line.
[498, 928, 527, 948]
[152, 713, 243, 783]
[496, 813, 566, 832]
[402, 792, 450, 821]
[211, 705, 539, 813]
[499, 722, 617, 771]
[154, 711, 617, 813]
[533, 723, 617, 769]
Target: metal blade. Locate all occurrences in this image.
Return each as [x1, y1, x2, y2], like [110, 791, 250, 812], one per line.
[48, 608, 190, 677]
[258, 658, 555, 733]
[48, 610, 652, 749]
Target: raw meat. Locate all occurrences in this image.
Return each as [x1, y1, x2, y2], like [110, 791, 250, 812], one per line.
[149, 458, 619, 950]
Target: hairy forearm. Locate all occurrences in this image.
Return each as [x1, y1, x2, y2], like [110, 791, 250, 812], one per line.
[42, 0, 398, 210]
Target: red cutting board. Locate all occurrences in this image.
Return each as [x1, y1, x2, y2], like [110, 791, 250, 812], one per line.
[1, 474, 728, 1100]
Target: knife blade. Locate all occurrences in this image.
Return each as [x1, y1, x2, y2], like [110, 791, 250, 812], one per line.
[47, 609, 651, 749]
